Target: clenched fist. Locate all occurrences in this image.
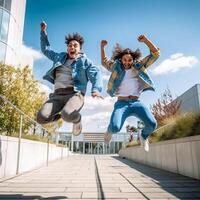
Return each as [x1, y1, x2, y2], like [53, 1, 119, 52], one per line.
[40, 21, 47, 31]
[138, 35, 148, 43]
[101, 40, 108, 48]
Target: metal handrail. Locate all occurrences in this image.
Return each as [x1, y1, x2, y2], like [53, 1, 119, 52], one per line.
[0, 94, 52, 173]
[0, 94, 49, 133]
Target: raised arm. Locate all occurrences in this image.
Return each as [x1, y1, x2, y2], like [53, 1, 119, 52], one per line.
[40, 21, 58, 61]
[137, 35, 160, 69]
[138, 35, 159, 53]
[101, 40, 114, 71]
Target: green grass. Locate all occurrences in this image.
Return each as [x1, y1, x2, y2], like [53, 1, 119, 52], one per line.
[126, 140, 140, 147]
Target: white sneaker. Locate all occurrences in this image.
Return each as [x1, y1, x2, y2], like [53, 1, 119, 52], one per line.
[138, 131, 149, 152]
[104, 132, 112, 144]
[143, 138, 149, 152]
[72, 121, 82, 136]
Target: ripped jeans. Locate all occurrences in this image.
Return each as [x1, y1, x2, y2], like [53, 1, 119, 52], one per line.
[37, 89, 84, 124]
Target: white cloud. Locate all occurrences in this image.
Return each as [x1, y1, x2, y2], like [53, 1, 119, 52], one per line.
[39, 83, 53, 95]
[58, 96, 138, 133]
[101, 67, 109, 73]
[60, 96, 135, 133]
[58, 96, 116, 133]
[81, 96, 115, 131]
[82, 96, 116, 111]
[20, 44, 44, 67]
[102, 74, 110, 81]
[101, 67, 110, 81]
[83, 112, 111, 131]
[152, 53, 199, 75]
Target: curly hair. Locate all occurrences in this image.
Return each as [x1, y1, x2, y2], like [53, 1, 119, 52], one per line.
[112, 43, 141, 61]
[65, 33, 84, 48]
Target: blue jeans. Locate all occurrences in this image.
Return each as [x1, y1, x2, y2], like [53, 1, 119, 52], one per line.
[107, 100, 157, 140]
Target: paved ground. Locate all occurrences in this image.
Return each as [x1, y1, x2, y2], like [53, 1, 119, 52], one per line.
[0, 155, 200, 199]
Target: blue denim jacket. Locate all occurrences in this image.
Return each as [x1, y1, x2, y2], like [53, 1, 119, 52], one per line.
[102, 50, 160, 97]
[40, 31, 102, 94]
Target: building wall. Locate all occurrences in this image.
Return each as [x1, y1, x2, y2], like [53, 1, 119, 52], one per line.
[0, 0, 26, 66]
[119, 135, 200, 180]
[0, 135, 69, 178]
[176, 84, 200, 113]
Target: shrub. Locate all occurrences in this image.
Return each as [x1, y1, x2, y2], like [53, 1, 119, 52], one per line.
[154, 112, 200, 141]
[127, 112, 200, 147]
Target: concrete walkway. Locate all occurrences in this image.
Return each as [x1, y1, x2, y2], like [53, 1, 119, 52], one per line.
[0, 155, 200, 199]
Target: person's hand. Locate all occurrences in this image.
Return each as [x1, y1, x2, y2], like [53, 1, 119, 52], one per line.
[40, 21, 47, 31]
[138, 35, 148, 43]
[91, 91, 104, 99]
[101, 40, 108, 48]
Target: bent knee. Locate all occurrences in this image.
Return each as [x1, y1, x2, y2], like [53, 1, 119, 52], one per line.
[36, 112, 50, 124]
[61, 110, 80, 123]
[145, 119, 157, 131]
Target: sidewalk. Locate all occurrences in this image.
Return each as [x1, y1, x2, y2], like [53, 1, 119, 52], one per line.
[0, 155, 200, 199]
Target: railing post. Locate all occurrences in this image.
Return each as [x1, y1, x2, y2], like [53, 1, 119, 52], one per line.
[71, 134, 74, 153]
[61, 140, 64, 160]
[83, 141, 85, 154]
[46, 131, 49, 166]
[16, 114, 23, 175]
[123, 132, 126, 148]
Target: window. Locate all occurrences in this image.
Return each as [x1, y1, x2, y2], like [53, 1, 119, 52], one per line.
[0, 10, 10, 42]
[0, 0, 11, 11]
[0, 41, 6, 62]
[0, 0, 4, 7]
[4, 0, 11, 11]
[0, 8, 2, 25]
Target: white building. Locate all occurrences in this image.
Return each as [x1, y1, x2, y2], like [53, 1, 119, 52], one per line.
[56, 132, 130, 154]
[0, 0, 26, 66]
[176, 84, 200, 113]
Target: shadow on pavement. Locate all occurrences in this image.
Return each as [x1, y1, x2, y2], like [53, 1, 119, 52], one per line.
[112, 156, 200, 199]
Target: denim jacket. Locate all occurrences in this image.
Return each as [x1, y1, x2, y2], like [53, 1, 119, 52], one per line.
[40, 31, 102, 94]
[102, 50, 160, 97]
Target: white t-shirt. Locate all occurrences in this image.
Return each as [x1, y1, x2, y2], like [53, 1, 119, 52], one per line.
[116, 68, 140, 97]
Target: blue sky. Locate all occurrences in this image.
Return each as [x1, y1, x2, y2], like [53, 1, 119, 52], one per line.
[23, 0, 200, 132]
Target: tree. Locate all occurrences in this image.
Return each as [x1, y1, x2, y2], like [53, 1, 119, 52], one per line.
[126, 125, 137, 133]
[150, 88, 181, 126]
[0, 63, 61, 136]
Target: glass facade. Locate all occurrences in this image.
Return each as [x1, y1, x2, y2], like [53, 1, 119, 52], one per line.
[0, 0, 11, 11]
[4, 0, 11, 11]
[0, 0, 26, 65]
[0, 7, 2, 25]
[0, 0, 3, 7]
[0, 41, 6, 61]
[0, 0, 11, 63]
[0, 9, 10, 42]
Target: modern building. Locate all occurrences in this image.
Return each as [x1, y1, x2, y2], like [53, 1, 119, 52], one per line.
[56, 132, 130, 154]
[0, 0, 26, 66]
[176, 84, 200, 113]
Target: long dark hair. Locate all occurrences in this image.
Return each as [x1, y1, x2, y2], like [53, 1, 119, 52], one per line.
[112, 43, 141, 61]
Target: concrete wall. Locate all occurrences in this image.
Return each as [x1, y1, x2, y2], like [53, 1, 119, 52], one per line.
[0, 135, 69, 178]
[119, 135, 200, 180]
